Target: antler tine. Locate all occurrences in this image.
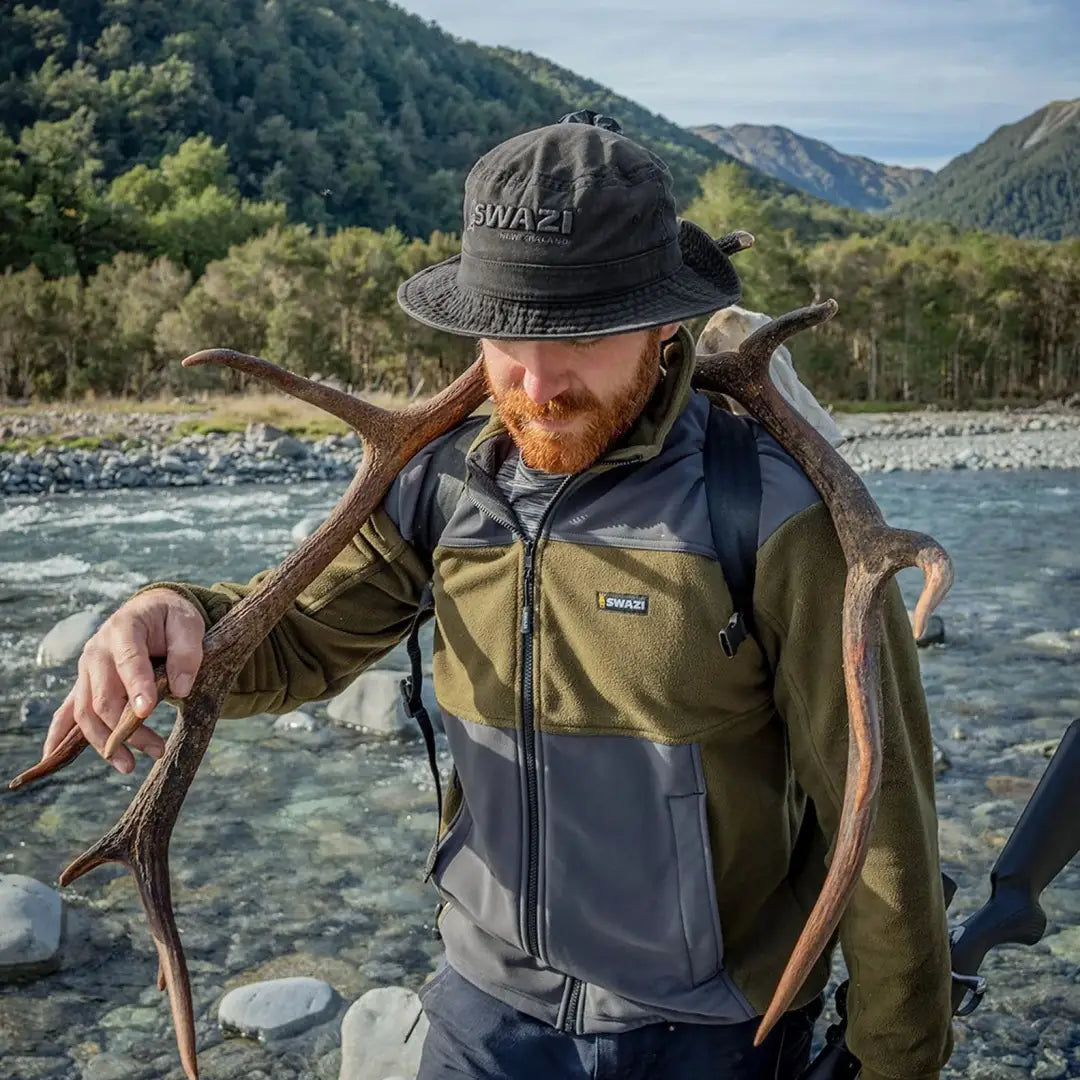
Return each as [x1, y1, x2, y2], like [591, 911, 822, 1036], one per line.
[9, 725, 89, 790]
[694, 300, 954, 1045]
[58, 684, 214, 1080]
[714, 230, 755, 256]
[182, 349, 387, 435]
[9, 357, 490, 1078]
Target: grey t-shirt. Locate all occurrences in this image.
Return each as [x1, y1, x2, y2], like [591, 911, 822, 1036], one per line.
[494, 449, 569, 541]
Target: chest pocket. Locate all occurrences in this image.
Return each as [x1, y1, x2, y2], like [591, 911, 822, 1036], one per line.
[532, 541, 772, 740]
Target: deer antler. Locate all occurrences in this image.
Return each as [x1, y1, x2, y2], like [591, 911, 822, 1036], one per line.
[9, 353, 488, 1079]
[693, 300, 954, 1045]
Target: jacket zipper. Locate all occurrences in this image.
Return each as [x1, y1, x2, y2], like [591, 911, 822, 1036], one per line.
[516, 478, 574, 958]
[466, 451, 640, 1028]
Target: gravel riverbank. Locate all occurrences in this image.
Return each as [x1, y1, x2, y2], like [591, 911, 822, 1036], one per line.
[1, 404, 1078, 497]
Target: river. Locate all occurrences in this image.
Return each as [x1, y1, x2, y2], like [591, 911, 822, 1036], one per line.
[1, 471, 1078, 1079]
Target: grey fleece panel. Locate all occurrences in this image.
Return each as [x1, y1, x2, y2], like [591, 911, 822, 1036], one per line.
[539, 733, 723, 1000]
[433, 713, 756, 1031]
[432, 713, 525, 952]
[755, 426, 822, 548]
[383, 416, 486, 559]
[389, 391, 819, 563]
[540, 391, 714, 556]
[440, 895, 755, 1033]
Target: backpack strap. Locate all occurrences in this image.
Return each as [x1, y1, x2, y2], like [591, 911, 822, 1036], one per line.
[399, 581, 444, 880]
[703, 404, 763, 659]
[396, 428, 476, 880]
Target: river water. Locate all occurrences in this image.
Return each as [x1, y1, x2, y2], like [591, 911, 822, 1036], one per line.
[1, 472, 1078, 1080]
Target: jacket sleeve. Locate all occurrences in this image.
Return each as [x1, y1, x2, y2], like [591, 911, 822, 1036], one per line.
[753, 501, 954, 1080]
[137, 502, 431, 718]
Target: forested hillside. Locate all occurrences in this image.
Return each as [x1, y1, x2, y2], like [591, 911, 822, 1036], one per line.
[0, 0, 758, 280]
[1, 2, 1078, 407]
[890, 100, 1080, 240]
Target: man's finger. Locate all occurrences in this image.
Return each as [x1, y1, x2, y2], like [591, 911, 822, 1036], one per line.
[126, 719, 167, 759]
[43, 689, 77, 758]
[91, 666, 166, 759]
[75, 672, 135, 773]
[110, 634, 159, 719]
[163, 602, 204, 699]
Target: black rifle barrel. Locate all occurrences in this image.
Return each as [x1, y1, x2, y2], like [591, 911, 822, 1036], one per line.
[799, 718, 1080, 1080]
[949, 717, 1080, 1002]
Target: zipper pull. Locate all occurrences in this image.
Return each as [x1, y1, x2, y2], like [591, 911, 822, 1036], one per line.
[521, 546, 534, 635]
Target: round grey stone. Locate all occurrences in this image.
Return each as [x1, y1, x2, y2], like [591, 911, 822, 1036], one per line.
[327, 670, 441, 736]
[292, 512, 329, 544]
[339, 986, 428, 1080]
[36, 609, 105, 668]
[218, 975, 341, 1041]
[915, 614, 946, 648]
[0, 874, 64, 981]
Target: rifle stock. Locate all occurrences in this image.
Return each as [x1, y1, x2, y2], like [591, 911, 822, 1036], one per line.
[798, 718, 1080, 1079]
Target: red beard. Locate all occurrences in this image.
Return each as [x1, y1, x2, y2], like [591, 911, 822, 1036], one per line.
[485, 330, 662, 474]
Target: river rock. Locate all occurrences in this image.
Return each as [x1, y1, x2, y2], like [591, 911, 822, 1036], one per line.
[266, 435, 308, 460]
[1021, 629, 1080, 655]
[274, 710, 320, 733]
[218, 975, 341, 1041]
[0, 875, 64, 981]
[933, 742, 951, 775]
[18, 698, 56, 727]
[915, 614, 946, 647]
[327, 670, 441, 736]
[36, 608, 105, 667]
[245, 421, 288, 444]
[292, 511, 329, 543]
[338, 986, 428, 1080]
[985, 775, 1039, 799]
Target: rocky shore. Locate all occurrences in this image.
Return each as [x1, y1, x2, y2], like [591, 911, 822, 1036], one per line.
[2, 404, 1079, 497]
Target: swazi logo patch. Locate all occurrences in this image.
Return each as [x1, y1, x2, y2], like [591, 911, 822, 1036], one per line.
[470, 203, 575, 235]
[596, 592, 649, 616]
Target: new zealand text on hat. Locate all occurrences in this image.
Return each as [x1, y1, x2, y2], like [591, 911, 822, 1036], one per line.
[397, 111, 742, 339]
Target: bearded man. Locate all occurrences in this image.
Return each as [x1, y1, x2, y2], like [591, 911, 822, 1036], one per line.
[44, 112, 953, 1080]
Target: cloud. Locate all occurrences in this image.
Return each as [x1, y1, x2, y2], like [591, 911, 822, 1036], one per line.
[392, 0, 1080, 168]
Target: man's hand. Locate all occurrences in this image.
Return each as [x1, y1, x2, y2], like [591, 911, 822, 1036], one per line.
[43, 589, 205, 774]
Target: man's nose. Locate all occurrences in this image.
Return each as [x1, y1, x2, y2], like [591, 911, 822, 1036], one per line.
[519, 353, 571, 405]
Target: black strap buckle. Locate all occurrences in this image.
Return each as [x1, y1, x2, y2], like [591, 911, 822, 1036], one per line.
[719, 611, 748, 659]
[953, 972, 987, 1016]
[399, 674, 422, 717]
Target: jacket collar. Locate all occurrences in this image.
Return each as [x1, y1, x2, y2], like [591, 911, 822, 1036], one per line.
[466, 324, 697, 476]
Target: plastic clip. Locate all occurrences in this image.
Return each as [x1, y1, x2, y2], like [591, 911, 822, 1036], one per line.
[953, 972, 987, 1016]
[718, 612, 748, 658]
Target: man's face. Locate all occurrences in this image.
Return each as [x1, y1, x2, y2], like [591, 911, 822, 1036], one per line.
[481, 324, 679, 474]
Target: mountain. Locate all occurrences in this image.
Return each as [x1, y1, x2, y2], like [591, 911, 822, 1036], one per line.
[0, 0, 773, 248]
[689, 123, 932, 212]
[488, 49, 785, 203]
[888, 99, 1080, 241]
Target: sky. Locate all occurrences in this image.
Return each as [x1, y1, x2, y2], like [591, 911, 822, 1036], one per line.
[392, 0, 1080, 171]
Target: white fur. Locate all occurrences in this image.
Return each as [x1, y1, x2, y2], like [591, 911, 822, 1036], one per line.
[696, 306, 846, 448]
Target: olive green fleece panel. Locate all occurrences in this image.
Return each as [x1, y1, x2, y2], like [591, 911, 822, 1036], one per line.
[698, 713, 836, 1014]
[533, 540, 772, 739]
[752, 502, 953, 1079]
[431, 545, 521, 731]
[440, 768, 464, 835]
[137, 507, 430, 717]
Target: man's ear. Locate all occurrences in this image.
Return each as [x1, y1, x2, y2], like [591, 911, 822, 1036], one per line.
[659, 321, 681, 343]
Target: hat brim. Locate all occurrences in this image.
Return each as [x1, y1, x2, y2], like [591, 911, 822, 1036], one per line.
[397, 220, 742, 340]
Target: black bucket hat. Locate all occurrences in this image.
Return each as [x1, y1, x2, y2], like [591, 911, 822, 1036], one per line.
[397, 111, 742, 340]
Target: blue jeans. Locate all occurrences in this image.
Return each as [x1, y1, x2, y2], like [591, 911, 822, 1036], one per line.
[417, 963, 821, 1080]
